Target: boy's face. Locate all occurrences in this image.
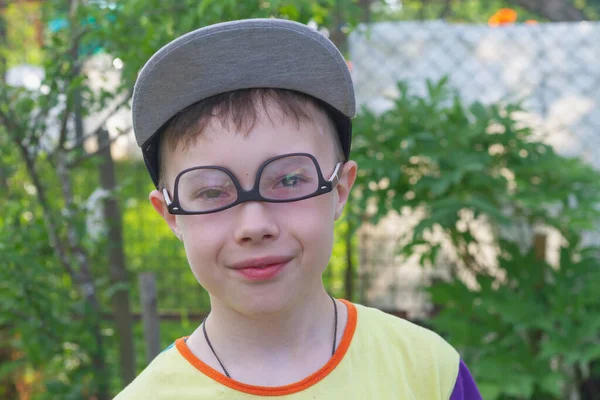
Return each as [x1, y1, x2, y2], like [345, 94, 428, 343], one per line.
[150, 103, 357, 315]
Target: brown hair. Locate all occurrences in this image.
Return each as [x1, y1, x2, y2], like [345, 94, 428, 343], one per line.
[157, 88, 344, 188]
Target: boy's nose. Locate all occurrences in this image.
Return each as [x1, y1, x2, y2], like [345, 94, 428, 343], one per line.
[233, 201, 280, 245]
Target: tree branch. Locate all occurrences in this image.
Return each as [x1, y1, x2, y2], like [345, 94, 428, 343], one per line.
[439, 0, 453, 19]
[29, 100, 56, 155]
[18, 151, 76, 278]
[65, 90, 133, 153]
[56, 25, 90, 152]
[67, 126, 132, 168]
[55, 149, 100, 310]
[56, 139, 109, 400]
[0, 104, 79, 279]
[57, 105, 72, 151]
[358, 0, 373, 22]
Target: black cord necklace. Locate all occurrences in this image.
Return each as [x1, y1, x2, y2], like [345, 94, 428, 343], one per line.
[202, 295, 338, 379]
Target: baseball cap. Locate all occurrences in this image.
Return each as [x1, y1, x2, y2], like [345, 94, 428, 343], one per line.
[132, 18, 356, 187]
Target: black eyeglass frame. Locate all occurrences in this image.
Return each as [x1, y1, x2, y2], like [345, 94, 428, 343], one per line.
[162, 153, 342, 215]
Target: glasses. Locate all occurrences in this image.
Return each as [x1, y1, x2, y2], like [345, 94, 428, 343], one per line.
[163, 153, 342, 215]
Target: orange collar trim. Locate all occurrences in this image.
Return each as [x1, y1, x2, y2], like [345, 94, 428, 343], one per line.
[175, 299, 357, 396]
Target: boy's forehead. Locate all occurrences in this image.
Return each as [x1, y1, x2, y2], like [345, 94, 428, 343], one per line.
[162, 101, 335, 176]
[201, 101, 334, 141]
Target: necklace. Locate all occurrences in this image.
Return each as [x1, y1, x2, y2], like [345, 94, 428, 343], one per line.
[202, 295, 339, 379]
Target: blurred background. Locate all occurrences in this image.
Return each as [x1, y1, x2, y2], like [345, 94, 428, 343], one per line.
[1, 0, 600, 399]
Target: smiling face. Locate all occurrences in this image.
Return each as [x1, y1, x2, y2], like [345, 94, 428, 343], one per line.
[150, 101, 357, 316]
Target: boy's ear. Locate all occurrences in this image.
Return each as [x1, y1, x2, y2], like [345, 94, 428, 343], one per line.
[149, 189, 182, 241]
[334, 160, 358, 220]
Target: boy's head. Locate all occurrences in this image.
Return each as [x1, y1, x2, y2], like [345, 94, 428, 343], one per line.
[132, 19, 357, 314]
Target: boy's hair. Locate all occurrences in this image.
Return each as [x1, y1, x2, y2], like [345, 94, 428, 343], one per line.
[157, 88, 345, 189]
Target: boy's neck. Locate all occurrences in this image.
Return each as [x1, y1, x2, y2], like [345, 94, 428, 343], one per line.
[208, 288, 336, 352]
[185, 287, 348, 385]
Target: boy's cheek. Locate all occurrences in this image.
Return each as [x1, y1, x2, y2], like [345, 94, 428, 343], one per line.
[177, 215, 229, 246]
[177, 198, 335, 238]
[274, 201, 336, 246]
[274, 197, 336, 224]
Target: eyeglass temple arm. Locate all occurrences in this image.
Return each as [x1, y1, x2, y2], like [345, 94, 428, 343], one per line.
[327, 163, 342, 187]
[163, 188, 173, 205]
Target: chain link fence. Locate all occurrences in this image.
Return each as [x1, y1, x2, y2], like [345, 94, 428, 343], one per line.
[349, 20, 600, 163]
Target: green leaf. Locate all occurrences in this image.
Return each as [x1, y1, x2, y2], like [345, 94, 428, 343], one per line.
[468, 197, 509, 224]
[469, 101, 488, 121]
[429, 178, 451, 196]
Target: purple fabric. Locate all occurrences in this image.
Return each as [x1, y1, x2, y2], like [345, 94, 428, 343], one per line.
[449, 359, 483, 400]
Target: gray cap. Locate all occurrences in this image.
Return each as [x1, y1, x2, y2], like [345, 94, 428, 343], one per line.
[132, 18, 355, 187]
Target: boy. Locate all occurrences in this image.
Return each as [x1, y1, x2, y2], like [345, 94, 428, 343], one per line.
[116, 18, 482, 399]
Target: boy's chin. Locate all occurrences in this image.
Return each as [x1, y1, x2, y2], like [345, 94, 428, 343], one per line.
[216, 287, 313, 317]
[236, 294, 297, 317]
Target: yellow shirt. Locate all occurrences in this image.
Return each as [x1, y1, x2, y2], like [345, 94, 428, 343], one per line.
[115, 301, 462, 399]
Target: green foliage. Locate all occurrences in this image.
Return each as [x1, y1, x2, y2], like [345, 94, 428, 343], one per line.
[373, 0, 600, 23]
[371, 0, 539, 23]
[351, 78, 600, 399]
[430, 239, 600, 399]
[1, 3, 44, 68]
[0, 151, 100, 399]
[353, 78, 600, 242]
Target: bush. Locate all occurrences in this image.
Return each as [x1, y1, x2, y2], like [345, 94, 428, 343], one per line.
[351, 78, 600, 399]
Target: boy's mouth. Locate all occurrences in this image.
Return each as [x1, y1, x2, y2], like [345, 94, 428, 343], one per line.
[230, 256, 292, 281]
[230, 256, 293, 270]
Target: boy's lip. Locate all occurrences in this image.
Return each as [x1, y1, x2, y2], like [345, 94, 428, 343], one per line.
[229, 256, 293, 270]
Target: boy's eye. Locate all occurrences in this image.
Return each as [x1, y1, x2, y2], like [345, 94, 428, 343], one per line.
[274, 174, 307, 189]
[203, 189, 224, 198]
[195, 188, 231, 201]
